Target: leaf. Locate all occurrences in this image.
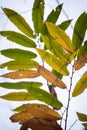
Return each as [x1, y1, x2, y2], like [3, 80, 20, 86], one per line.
[1, 48, 37, 60]
[0, 92, 35, 101]
[32, 0, 44, 34]
[77, 112, 87, 129]
[59, 19, 72, 30]
[0, 81, 42, 90]
[72, 71, 87, 97]
[1, 70, 40, 79]
[46, 22, 73, 53]
[72, 12, 87, 51]
[46, 4, 63, 23]
[77, 112, 87, 122]
[36, 64, 66, 89]
[36, 48, 69, 75]
[20, 118, 62, 130]
[0, 60, 37, 70]
[52, 69, 63, 79]
[41, 35, 70, 63]
[0, 31, 36, 48]
[2, 8, 35, 38]
[27, 87, 63, 108]
[77, 40, 87, 58]
[74, 51, 87, 70]
[11, 104, 62, 123]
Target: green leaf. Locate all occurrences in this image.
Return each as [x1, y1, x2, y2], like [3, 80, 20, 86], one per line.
[46, 22, 73, 53]
[46, 4, 63, 23]
[36, 48, 69, 75]
[0, 59, 37, 70]
[77, 112, 87, 122]
[77, 40, 87, 58]
[74, 41, 87, 70]
[72, 12, 87, 51]
[41, 35, 70, 63]
[52, 69, 63, 79]
[77, 112, 87, 129]
[0, 92, 35, 101]
[2, 8, 35, 38]
[1, 48, 37, 59]
[0, 31, 36, 48]
[0, 81, 42, 90]
[32, 0, 44, 34]
[27, 86, 63, 109]
[59, 19, 72, 30]
[72, 71, 87, 97]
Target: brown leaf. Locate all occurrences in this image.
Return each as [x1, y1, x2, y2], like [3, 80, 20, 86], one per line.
[1, 70, 40, 79]
[74, 52, 87, 70]
[20, 118, 62, 130]
[36, 64, 66, 89]
[10, 104, 62, 124]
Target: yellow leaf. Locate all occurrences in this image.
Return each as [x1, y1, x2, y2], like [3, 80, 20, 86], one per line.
[36, 64, 66, 89]
[46, 22, 73, 53]
[72, 71, 87, 97]
[36, 48, 69, 75]
[1, 70, 40, 79]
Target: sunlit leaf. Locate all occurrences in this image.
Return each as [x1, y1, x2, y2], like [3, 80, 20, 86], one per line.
[0, 31, 36, 48]
[1, 48, 37, 59]
[32, 0, 44, 34]
[74, 51, 87, 70]
[46, 22, 73, 53]
[0, 59, 37, 70]
[0, 81, 42, 90]
[1, 70, 40, 79]
[41, 35, 70, 63]
[0, 92, 35, 101]
[77, 112, 87, 129]
[46, 4, 63, 23]
[11, 103, 62, 123]
[72, 71, 87, 97]
[72, 12, 87, 51]
[59, 19, 72, 30]
[2, 8, 35, 38]
[27, 86, 63, 108]
[36, 48, 69, 75]
[36, 64, 66, 89]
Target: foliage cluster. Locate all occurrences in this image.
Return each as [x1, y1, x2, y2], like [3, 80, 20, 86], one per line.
[0, 0, 87, 130]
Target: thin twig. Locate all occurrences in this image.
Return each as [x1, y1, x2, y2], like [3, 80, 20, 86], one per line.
[69, 119, 78, 130]
[64, 58, 76, 130]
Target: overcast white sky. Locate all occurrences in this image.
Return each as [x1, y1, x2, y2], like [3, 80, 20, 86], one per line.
[0, 0, 87, 130]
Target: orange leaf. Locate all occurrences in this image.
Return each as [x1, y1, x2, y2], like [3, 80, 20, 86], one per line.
[1, 70, 40, 79]
[36, 64, 66, 89]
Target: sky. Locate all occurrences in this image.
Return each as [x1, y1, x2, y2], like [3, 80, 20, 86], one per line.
[0, 0, 87, 130]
